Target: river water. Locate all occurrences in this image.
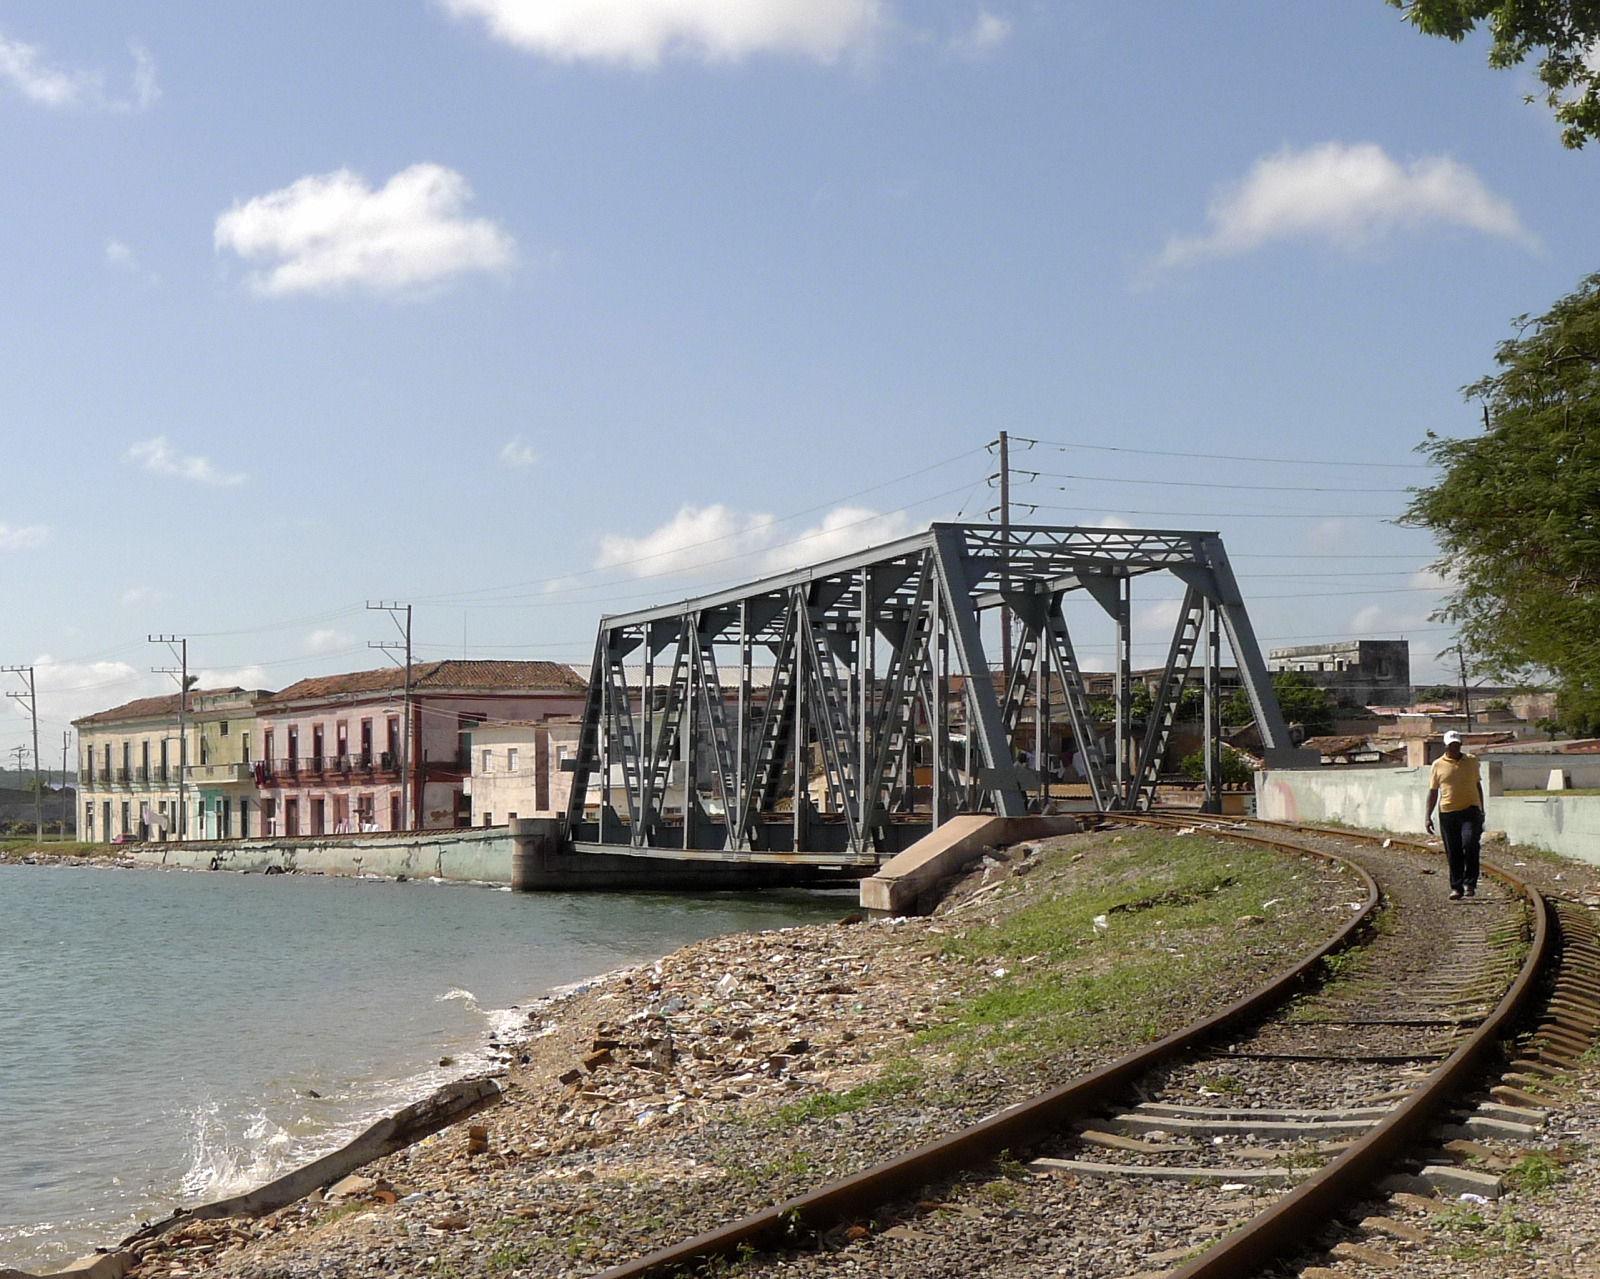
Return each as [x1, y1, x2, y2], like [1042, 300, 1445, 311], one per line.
[0, 863, 847, 1272]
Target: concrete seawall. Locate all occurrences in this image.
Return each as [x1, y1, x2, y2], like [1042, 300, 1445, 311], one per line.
[133, 828, 515, 883]
[132, 823, 861, 892]
[1258, 767, 1600, 865]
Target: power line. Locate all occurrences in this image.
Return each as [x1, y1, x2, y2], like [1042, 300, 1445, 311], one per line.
[1015, 435, 1432, 469]
[1023, 470, 1410, 494]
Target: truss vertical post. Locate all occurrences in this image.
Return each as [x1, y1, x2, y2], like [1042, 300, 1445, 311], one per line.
[735, 602, 751, 853]
[1114, 576, 1131, 797]
[1203, 597, 1222, 814]
[932, 525, 1027, 817]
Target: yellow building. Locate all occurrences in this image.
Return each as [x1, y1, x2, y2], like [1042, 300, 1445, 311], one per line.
[75, 687, 268, 842]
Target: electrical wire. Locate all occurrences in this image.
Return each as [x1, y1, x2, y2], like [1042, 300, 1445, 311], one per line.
[1010, 435, 1432, 470]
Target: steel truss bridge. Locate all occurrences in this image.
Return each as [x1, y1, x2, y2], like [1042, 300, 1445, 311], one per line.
[562, 523, 1306, 863]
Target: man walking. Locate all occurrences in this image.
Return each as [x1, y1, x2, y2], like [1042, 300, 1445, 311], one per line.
[1424, 730, 1483, 900]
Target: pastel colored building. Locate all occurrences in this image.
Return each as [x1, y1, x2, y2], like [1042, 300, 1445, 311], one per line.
[254, 661, 587, 836]
[75, 687, 268, 842]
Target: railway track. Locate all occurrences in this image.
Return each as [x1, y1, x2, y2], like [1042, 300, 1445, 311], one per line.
[594, 817, 1600, 1279]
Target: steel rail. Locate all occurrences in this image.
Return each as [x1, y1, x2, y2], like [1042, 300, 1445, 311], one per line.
[594, 827, 1380, 1279]
[1130, 812, 1551, 1279]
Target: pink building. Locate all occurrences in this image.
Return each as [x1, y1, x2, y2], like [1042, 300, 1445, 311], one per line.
[253, 661, 587, 836]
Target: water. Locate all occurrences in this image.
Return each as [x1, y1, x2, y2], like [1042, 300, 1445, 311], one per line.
[0, 864, 847, 1271]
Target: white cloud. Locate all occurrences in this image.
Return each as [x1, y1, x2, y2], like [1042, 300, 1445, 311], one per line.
[214, 164, 516, 298]
[0, 29, 158, 111]
[1154, 142, 1535, 273]
[499, 435, 538, 468]
[130, 44, 159, 111]
[598, 503, 774, 576]
[597, 502, 915, 579]
[758, 505, 914, 572]
[949, 10, 1010, 58]
[127, 436, 247, 488]
[196, 665, 269, 690]
[439, 0, 883, 66]
[0, 524, 48, 550]
[25, 657, 152, 736]
[304, 628, 355, 654]
[105, 240, 137, 270]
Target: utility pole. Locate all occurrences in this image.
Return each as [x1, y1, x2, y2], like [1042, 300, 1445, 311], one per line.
[1456, 648, 1473, 733]
[368, 602, 414, 830]
[998, 431, 1012, 677]
[986, 434, 1038, 708]
[1, 665, 42, 839]
[150, 635, 190, 840]
[61, 730, 70, 840]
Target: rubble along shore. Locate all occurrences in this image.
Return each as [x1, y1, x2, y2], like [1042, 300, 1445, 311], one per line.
[85, 827, 1360, 1279]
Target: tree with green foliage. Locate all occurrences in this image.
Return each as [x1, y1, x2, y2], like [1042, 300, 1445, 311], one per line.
[1226, 672, 1336, 736]
[1179, 744, 1255, 786]
[1389, 1, 1600, 147]
[1401, 272, 1600, 735]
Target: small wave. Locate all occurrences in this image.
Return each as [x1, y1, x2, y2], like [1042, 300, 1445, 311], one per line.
[179, 1102, 294, 1201]
[436, 987, 480, 1012]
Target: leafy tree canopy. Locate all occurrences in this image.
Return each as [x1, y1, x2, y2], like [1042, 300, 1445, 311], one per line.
[1401, 271, 1600, 731]
[1389, 1, 1600, 146]
[1227, 672, 1336, 735]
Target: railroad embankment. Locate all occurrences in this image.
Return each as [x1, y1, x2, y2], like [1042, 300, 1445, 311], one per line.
[96, 826, 1355, 1279]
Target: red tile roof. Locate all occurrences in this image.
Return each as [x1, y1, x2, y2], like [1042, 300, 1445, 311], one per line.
[73, 688, 244, 728]
[266, 660, 586, 706]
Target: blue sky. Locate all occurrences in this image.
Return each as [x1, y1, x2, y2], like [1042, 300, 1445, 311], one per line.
[0, 1, 1593, 761]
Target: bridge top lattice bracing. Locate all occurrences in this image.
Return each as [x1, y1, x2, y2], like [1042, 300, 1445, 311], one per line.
[563, 522, 1305, 865]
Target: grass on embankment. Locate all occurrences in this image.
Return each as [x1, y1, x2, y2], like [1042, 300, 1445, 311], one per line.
[774, 829, 1351, 1128]
[916, 829, 1350, 1065]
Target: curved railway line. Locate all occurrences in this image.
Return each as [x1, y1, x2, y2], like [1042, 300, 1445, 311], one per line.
[595, 817, 1600, 1279]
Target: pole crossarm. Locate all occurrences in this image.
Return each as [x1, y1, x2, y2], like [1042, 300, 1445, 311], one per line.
[562, 522, 1300, 859]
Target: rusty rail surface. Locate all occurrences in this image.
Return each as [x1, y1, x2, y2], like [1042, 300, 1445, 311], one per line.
[595, 821, 1384, 1279]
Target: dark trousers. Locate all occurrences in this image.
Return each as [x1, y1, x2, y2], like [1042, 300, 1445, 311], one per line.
[1439, 806, 1483, 893]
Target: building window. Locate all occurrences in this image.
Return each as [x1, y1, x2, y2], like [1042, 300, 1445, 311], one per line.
[84, 802, 94, 840]
[507, 748, 519, 772]
[120, 800, 131, 837]
[285, 797, 299, 836]
[389, 793, 402, 831]
[482, 748, 494, 773]
[484, 812, 492, 827]
[219, 720, 229, 736]
[240, 799, 250, 839]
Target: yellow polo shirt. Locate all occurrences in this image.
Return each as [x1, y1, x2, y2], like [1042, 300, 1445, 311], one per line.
[1429, 753, 1482, 812]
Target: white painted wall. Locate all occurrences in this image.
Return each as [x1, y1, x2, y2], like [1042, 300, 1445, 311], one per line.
[1258, 767, 1600, 866]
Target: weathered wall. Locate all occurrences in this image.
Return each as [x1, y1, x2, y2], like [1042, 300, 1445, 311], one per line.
[1483, 753, 1600, 791]
[1258, 767, 1600, 865]
[133, 827, 515, 882]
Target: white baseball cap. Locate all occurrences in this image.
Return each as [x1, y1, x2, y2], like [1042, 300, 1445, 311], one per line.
[1442, 730, 1463, 745]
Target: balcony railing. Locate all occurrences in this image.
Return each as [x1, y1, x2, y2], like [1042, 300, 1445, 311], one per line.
[257, 754, 399, 786]
[187, 762, 251, 785]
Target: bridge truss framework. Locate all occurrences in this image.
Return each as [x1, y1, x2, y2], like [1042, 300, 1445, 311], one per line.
[563, 522, 1306, 862]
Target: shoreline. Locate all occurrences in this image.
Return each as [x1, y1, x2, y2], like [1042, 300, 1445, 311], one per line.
[0, 862, 844, 1278]
[97, 827, 1366, 1279]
